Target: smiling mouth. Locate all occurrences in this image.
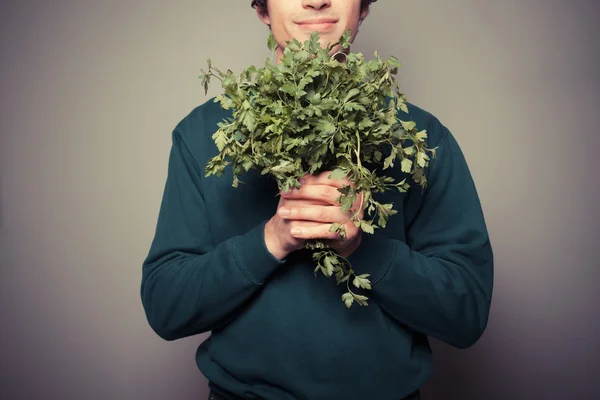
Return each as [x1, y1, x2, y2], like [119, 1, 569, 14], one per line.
[297, 19, 338, 32]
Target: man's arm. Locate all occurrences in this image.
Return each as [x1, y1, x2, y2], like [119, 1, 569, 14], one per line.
[347, 127, 494, 349]
[278, 125, 493, 348]
[141, 130, 284, 341]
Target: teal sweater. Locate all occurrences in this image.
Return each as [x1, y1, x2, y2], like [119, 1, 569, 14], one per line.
[141, 99, 494, 399]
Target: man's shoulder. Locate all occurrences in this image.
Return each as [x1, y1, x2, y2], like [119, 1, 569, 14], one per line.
[401, 101, 450, 148]
[172, 98, 230, 141]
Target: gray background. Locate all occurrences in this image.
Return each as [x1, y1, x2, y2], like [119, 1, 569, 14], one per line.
[1, 0, 599, 399]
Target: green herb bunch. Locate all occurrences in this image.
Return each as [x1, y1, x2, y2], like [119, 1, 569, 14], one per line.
[199, 30, 433, 308]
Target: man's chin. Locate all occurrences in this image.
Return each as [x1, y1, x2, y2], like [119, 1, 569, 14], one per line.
[291, 30, 343, 44]
[278, 33, 348, 60]
[314, 36, 347, 56]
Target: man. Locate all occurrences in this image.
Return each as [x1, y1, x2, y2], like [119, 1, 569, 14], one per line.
[141, 1, 494, 399]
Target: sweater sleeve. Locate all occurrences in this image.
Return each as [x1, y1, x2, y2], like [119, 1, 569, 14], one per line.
[347, 126, 494, 349]
[140, 129, 284, 341]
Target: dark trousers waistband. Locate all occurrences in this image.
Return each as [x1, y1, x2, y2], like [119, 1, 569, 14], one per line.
[208, 384, 420, 400]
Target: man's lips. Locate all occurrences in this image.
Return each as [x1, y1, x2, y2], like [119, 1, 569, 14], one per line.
[296, 18, 338, 31]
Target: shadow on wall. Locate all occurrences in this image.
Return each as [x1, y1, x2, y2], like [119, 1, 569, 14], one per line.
[421, 340, 489, 400]
[0, 171, 3, 229]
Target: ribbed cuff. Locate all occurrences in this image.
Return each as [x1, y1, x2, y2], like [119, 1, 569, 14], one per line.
[346, 230, 396, 284]
[232, 221, 286, 285]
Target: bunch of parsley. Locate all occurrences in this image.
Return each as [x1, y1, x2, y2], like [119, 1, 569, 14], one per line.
[199, 31, 433, 308]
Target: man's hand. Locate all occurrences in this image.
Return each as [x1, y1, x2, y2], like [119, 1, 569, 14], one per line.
[264, 171, 364, 260]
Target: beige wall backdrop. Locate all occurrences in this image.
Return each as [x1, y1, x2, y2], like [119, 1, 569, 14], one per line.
[1, 1, 598, 399]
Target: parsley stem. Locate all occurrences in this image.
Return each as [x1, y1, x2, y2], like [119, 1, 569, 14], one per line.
[207, 69, 223, 82]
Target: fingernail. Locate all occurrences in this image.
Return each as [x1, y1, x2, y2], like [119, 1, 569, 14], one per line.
[300, 178, 306, 184]
[290, 228, 303, 235]
[279, 207, 290, 217]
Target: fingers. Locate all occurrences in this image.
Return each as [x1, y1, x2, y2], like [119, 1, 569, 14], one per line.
[278, 204, 349, 223]
[264, 214, 307, 260]
[288, 220, 361, 243]
[279, 197, 331, 207]
[300, 171, 349, 188]
[300, 171, 354, 188]
[281, 184, 341, 205]
[288, 222, 344, 241]
[275, 171, 365, 245]
[278, 182, 365, 221]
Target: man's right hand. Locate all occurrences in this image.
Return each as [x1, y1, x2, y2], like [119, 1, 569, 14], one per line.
[264, 173, 363, 260]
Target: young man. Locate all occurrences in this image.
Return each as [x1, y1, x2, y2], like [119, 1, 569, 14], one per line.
[141, 1, 494, 399]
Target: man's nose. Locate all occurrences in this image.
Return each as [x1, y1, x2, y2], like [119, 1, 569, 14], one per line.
[302, 0, 332, 10]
